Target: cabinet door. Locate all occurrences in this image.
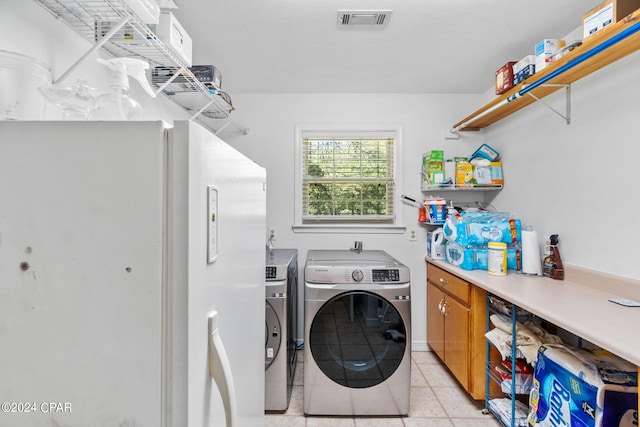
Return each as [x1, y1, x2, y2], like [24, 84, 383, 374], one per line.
[443, 295, 470, 391]
[426, 281, 445, 360]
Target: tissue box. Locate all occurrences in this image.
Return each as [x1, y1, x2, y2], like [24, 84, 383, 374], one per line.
[528, 344, 638, 427]
[514, 55, 536, 84]
[583, 0, 640, 39]
[495, 62, 517, 95]
[535, 39, 565, 72]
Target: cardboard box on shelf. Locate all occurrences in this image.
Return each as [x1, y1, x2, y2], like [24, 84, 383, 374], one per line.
[583, 0, 640, 39]
[456, 162, 474, 187]
[513, 55, 536, 85]
[154, 12, 193, 66]
[495, 62, 517, 95]
[490, 162, 503, 185]
[423, 150, 444, 184]
[472, 164, 492, 185]
[535, 39, 565, 72]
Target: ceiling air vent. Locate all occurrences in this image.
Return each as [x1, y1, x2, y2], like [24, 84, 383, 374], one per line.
[338, 10, 392, 27]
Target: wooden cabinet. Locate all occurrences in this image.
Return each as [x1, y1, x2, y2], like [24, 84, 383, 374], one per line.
[426, 261, 488, 400]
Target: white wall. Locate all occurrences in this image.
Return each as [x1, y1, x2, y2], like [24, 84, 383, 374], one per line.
[223, 93, 493, 349]
[6, 0, 640, 350]
[224, 46, 640, 347]
[484, 51, 640, 280]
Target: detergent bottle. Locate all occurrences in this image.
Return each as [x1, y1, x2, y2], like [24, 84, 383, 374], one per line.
[542, 234, 564, 280]
[429, 228, 446, 259]
[93, 57, 156, 120]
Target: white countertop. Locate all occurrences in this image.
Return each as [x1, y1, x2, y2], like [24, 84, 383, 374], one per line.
[426, 257, 640, 366]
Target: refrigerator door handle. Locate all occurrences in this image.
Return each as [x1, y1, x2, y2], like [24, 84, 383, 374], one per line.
[208, 311, 237, 427]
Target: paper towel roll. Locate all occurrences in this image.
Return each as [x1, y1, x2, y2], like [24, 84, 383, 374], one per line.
[522, 229, 542, 275]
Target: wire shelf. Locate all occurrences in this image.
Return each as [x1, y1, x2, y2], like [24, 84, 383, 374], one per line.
[35, 0, 236, 128]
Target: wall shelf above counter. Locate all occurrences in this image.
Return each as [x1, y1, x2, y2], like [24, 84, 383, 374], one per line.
[35, 0, 244, 134]
[422, 183, 503, 192]
[453, 8, 640, 131]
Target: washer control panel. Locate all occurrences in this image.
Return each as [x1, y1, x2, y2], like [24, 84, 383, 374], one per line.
[304, 250, 410, 284]
[372, 269, 400, 282]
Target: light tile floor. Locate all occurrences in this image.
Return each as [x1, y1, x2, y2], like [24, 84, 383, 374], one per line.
[265, 350, 502, 427]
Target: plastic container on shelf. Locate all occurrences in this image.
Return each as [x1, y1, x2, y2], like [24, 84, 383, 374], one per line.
[0, 50, 51, 120]
[488, 242, 507, 276]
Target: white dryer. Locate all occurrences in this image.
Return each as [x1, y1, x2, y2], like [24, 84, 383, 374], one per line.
[303, 250, 411, 416]
[265, 249, 298, 412]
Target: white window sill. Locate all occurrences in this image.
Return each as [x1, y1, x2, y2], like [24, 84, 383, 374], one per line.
[292, 225, 406, 234]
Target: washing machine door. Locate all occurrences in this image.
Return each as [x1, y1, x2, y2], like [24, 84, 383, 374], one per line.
[265, 299, 281, 370]
[309, 290, 407, 388]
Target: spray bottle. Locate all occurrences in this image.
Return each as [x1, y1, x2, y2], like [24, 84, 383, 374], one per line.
[542, 234, 564, 280]
[92, 57, 156, 120]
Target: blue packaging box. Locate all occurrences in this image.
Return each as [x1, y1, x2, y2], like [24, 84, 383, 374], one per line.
[528, 344, 638, 427]
[515, 64, 535, 84]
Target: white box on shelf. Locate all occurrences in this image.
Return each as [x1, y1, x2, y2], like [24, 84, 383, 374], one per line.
[535, 39, 565, 72]
[154, 12, 193, 66]
[513, 55, 535, 84]
[123, 0, 160, 24]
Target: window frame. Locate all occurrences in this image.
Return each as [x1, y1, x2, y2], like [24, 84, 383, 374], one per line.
[293, 124, 405, 233]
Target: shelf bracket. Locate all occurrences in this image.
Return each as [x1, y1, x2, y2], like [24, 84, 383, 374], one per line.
[54, 15, 132, 84]
[524, 83, 572, 125]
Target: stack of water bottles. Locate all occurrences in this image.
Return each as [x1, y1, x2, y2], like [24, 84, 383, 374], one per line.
[443, 210, 522, 272]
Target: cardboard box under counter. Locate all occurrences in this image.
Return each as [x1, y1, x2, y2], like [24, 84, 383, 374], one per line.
[528, 344, 638, 427]
[583, 0, 640, 39]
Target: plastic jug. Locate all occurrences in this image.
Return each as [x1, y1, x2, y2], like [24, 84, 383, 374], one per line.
[430, 228, 446, 259]
[1, 50, 51, 120]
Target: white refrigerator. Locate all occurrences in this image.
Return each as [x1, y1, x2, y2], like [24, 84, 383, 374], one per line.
[0, 120, 266, 427]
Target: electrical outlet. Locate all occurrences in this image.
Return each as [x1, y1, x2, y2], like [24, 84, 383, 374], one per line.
[408, 228, 417, 241]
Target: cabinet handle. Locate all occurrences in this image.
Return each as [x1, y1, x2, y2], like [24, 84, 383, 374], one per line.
[439, 277, 448, 285]
[437, 299, 444, 312]
[442, 301, 448, 316]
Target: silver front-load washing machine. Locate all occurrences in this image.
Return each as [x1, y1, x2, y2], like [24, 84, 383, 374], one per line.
[265, 249, 298, 412]
[304, 250, 411, 416]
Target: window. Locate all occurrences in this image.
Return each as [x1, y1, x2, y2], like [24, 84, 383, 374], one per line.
[294, 125, 403, 231]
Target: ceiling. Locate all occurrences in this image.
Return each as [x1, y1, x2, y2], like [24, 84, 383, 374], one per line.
[171, 0, 601, 94]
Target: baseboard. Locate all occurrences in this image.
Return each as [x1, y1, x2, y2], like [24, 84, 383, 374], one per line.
[411, 341, 429, 352]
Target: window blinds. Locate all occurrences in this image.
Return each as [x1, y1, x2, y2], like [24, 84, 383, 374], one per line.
[301, 137, 395, 222]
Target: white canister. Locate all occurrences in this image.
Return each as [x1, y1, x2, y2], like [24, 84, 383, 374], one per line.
[424, 198, 447, 224]
[487, 242, 507, 276]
